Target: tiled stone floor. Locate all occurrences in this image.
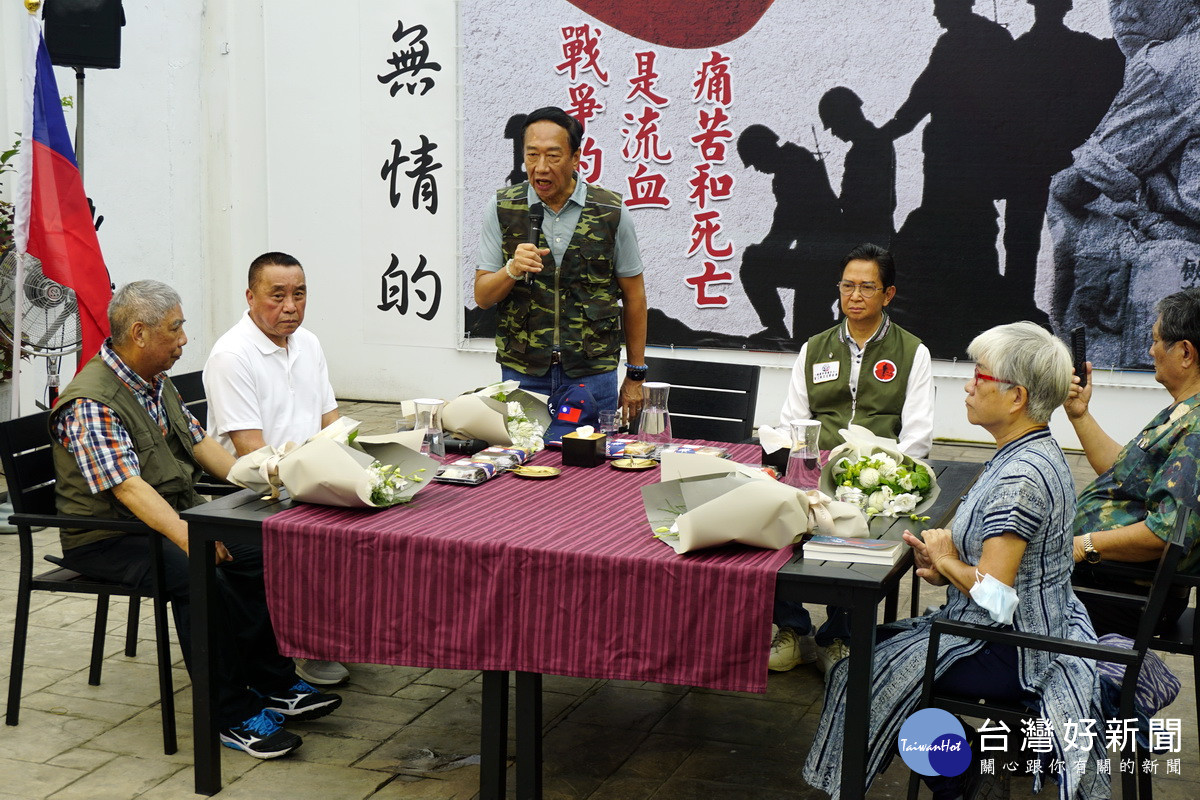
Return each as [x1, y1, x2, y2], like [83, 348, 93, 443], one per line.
[0, 400, 1196, 798]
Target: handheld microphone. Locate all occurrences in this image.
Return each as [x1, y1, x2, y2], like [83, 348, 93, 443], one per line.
[528, 203, 545, 247]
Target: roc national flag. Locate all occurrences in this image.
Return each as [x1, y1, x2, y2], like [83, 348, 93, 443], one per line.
[15, 19, 112, 370]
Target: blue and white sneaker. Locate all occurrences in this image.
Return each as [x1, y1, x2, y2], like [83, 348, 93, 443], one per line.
[220, 709, 302, 759]
[262, 679, 343, 721]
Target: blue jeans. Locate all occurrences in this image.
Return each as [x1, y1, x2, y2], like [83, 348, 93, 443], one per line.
[774, 599, 851, 646]
[500, 365, 619, 415]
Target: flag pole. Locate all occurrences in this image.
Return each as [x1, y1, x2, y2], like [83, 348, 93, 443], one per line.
[11, 1, 43, 418]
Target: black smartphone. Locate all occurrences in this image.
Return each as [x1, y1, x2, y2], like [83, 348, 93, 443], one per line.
[1070, 326, 1087, 389]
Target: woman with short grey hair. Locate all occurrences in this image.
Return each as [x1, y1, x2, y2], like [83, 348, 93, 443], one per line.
[804, 322, 1107, 799]
[966, 321, 1072, 424]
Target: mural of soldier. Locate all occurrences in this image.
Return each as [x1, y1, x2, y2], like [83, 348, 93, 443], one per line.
[882, 0, 1017, 354]
[1003, 0, 1123, 322]
[736, 124, 843, 343]
[1048, 0, 1200, 368]
[818, 87, 897, 248]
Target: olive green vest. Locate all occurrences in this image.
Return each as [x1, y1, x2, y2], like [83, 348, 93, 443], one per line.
[494, 181, 624, 378]
[804, 317, 921, 450]
[51, 355, 202, 549]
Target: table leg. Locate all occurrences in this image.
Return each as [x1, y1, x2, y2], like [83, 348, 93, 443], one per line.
[190, 530, 221, 795]
[839, 591, 875, 800]
[480, 670, 509, 800]
[515, 671, 543, 800]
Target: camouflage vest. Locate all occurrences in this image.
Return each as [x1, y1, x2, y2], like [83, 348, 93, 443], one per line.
[51, 356, 202, 549]
[804, 317, 921, 450]
[494, 181, 624, 378]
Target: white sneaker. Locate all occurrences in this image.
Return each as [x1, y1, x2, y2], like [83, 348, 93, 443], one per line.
[815, 639, 850, 676]
[768, 625, 819, 672]
[294, 658, 349, 686]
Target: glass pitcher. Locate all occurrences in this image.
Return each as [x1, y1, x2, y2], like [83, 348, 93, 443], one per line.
[785, 419, 822, 489]
[412, 398, 445, 458]
[638, 381, 672, 444]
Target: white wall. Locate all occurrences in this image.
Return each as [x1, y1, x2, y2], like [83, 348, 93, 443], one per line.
[0, 0, 1170, 447]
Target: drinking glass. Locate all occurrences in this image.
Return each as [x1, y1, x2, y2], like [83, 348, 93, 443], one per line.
[637, 382, 672, 444]
[598, 409, 619, 436]
[412, 398, 445, 458]
[785, 419, 822, 489]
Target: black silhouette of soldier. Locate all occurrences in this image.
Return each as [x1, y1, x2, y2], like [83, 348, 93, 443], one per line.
[818, 87, 897, 247]
[1002, 0, 1122, 321]
[882, 0, 1016, 354]
[737, 124, 843, 342]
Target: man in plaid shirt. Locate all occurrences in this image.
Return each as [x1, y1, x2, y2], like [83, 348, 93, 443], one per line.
[52, 280, 341, 759]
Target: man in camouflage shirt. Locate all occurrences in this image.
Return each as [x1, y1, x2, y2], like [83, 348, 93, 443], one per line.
[474, 106, 648, 421]
[1067, 289, 1200, 636]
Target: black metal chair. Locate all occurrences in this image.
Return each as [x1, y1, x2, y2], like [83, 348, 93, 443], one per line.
[0, 371, 217, 756]
[633, 356, 760, 443]
[906, 509, 1194, 800]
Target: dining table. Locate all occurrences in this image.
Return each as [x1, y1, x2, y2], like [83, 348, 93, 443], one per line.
[182, 443, 982, 798]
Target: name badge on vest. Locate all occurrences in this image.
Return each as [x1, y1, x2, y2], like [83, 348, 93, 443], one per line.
[873, 359, 898, 382]
[812, 361, 839, 384]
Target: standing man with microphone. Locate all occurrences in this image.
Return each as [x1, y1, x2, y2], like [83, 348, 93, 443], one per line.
[474, 106, 648, 421]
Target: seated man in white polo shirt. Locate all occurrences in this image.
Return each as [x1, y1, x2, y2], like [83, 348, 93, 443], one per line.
[203, 251, 347, 686]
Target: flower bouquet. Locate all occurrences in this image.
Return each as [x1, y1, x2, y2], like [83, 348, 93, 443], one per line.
[441, 380, 551, 452]
[818, 425, 940, 520]
[228, 418, 438, 508]
[642, 452, 869, 554]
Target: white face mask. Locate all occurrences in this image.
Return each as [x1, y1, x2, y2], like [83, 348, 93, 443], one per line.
[969, 570, 1019, 625]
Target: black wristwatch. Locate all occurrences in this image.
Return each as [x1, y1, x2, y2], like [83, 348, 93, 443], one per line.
[625, 363, 648, 381]
[1082, 532, 1102, 564]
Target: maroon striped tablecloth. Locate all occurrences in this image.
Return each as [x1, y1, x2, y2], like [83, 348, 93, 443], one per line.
[261, 443, 795, 693]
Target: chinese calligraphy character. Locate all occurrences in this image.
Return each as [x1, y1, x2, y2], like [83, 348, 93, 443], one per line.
[684, 261, 732, 307]
[978, 719, 1011, 752]
[1105, 719, 1139, 753]
[1148, 718, 1182, 753]
[1063, 718, 1099, 751]
[381, 136, 442, 214]
[378, 253, 441, 320]
[1141, 759, 1159, 774]
[1020, 718, 1055, 753]
[625, 164, 671, 209]
[622, 106, 673, 163]
[1168, 759, 1181, 775]
[567, 83, 605, 126]
[377, 20, 442, 97]
[687, 163, 735, 209]
[1183, 257, 1200, 286]
[1119, 758, 1136, 774]
[579, 136, 604, 185]
[688, 210, 734, 259]
[690, 106, 733, 163]
[1024, 759, 1043, 774]
[627, 51, 669, 106]
[556, 25, 609, 85]
[693, 50, 732, 106]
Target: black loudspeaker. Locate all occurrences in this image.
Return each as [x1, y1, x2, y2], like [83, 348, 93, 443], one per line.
[44, 0, 126, 70]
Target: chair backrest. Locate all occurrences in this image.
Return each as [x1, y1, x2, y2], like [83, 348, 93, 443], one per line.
[170, 370, 208, 428]
[638, 357, 760, 443]
[1132, 507, 1193, 652]
[0, 409, 58, 517]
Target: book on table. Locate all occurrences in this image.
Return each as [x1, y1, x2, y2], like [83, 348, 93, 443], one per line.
[802, 534, 907, 566]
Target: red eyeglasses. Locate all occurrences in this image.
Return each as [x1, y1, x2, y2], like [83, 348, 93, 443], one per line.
[973, 366, 1013, 386]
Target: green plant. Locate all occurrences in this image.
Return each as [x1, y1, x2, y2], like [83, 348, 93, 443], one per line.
[0, 138, 17, 253]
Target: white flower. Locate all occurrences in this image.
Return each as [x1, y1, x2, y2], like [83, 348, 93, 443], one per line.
[874, 454, 898, 471]
[891, 493, 920, 514]
[898, 472, 915, 491]
[859, 467, 881, 489]
[867, 486, 894, 512]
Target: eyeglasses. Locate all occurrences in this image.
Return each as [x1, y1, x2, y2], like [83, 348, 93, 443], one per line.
[973, 366, 1015, 386]
[836, 281, 880, 298]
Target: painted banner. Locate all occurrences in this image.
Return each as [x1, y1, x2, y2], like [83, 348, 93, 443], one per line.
[460, 0, 1198, 370]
